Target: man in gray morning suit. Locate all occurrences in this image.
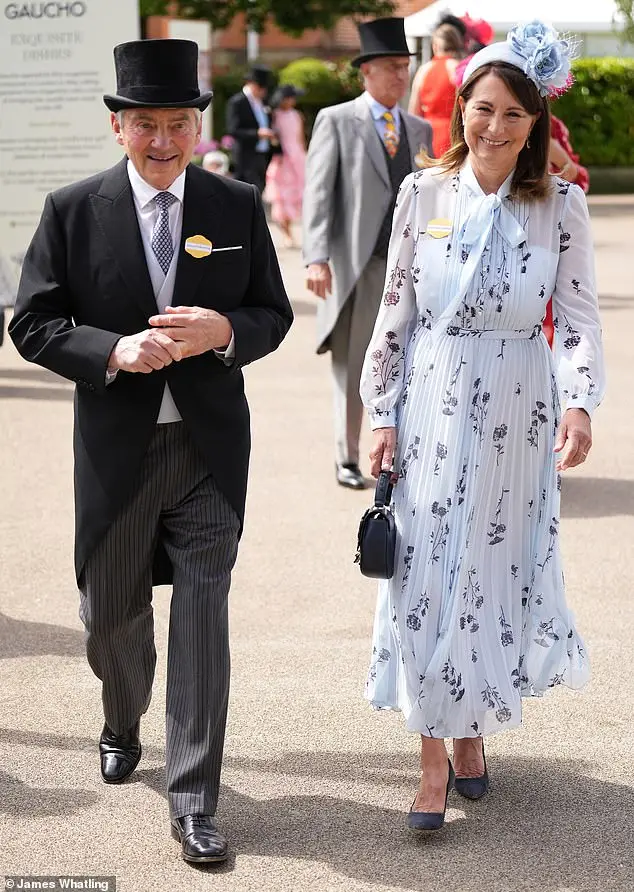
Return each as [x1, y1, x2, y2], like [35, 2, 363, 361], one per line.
[10, 40, 292, 864]
[302, 18, 433, 489]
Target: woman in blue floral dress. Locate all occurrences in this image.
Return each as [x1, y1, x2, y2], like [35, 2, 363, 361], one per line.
[359, 22, 605, 832]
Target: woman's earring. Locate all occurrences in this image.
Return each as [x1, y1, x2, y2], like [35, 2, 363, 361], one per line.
[526, 137, 531, 149]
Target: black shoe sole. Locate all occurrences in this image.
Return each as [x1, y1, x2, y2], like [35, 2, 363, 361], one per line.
[100, 745, 142, 784]
[170, 826, 229, 863]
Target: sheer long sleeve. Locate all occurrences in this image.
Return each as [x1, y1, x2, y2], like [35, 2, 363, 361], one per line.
[552, 184, 606, 418]
[360, 174, 419, 429]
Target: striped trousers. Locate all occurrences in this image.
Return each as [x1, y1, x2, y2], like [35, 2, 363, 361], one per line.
[79, 422, 240, 818]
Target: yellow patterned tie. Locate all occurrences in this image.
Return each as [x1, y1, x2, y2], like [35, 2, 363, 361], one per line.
[382, 111, 399, 158]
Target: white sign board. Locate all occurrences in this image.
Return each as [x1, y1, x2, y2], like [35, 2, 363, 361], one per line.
[0, 0, 140, 305]
[167, 18, 212, 142]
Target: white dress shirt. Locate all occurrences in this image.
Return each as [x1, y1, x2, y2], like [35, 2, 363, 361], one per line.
[243, 84, 270, 153]
[106, 162, 234, 422]
[364, 90, 402, 142]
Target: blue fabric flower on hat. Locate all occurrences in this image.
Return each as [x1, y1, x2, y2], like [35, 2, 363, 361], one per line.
[508, 20, 574, 96]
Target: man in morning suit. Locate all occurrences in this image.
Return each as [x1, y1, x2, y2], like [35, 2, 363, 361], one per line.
[225, 64, 275, 193]
[9, 39, 293, 864]
[302, 18, 433, 490]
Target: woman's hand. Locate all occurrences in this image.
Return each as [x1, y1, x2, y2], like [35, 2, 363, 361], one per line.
[554, 408, 592, 471]
[369, 427, 397, 478]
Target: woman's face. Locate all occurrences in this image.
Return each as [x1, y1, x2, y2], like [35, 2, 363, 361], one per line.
[459, 72, 537, 174]
[281, 96, 296, 110]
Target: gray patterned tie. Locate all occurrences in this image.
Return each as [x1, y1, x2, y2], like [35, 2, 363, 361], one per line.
[151, 191, 177, 275]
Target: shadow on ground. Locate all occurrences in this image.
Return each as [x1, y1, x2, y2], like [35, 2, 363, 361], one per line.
[0, 769, 98, 818]
[0, 384, 72, 400]
[0, 726, 164, 762]
[598, 293, 634, 312]
[135, 751, 634, 891]
[0, 368, 68, 384]
[0, 612, 85, 659]
[561, 477, 634, 518]
[589, 201, 634, 218]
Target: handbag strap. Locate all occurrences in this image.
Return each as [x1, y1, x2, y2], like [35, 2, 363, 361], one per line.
[374, 470, 394, 507]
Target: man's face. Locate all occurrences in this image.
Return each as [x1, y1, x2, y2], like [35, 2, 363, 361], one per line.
[361, 57, 411, 108]
[111, 107, 202, 190]
[247, 81, 267, 101]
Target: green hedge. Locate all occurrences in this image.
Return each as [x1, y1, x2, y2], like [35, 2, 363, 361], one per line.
[211, 68, 251, 140]
[210, 57, 634, 167]
[552, 58, 634, 166]
[278, 57, 362, 135]
[209, 58, 361, 140]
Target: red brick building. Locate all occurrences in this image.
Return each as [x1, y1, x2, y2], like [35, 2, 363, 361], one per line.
[200, 1, 435, 69]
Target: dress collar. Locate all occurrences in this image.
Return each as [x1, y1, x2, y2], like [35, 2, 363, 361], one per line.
[460, 157, 515, 201]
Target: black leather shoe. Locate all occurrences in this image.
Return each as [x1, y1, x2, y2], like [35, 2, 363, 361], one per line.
[99, 721, 141, 784]
[336, 463, 366, 490]
[454, 741, 489, 800]
[406, 760, 455, 833]
[171, 815, 229, 864]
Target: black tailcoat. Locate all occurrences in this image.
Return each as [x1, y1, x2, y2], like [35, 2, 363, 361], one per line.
[9, 159, 293, 584]
[225, 92, 271, 183]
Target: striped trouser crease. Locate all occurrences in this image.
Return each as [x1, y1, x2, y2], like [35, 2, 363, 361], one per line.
[79, 421, 240, 818]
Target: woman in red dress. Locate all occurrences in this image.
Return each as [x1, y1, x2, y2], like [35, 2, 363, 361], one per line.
[542, 116, 590, 345]
[408, 22, 465, 158]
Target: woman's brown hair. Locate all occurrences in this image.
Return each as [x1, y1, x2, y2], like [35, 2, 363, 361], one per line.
[422, 61, 551, 200]
[432, 23, 465, 57]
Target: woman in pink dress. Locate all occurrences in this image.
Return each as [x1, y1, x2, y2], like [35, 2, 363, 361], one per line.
[264, 85, 306, 248]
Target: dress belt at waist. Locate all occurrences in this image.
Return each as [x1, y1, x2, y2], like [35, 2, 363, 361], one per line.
[445, 324, 542, 340]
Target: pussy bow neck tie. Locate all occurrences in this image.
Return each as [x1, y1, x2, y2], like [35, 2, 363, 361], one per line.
[459, 192, 526, 250]
[428, 192, 527, 347]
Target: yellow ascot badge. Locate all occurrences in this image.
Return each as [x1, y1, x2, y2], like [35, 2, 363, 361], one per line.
[185, 234, 213, 258]
[426, 218, 452, 239]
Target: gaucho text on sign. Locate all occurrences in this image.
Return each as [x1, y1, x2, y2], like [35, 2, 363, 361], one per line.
[4, 2, 88, 19]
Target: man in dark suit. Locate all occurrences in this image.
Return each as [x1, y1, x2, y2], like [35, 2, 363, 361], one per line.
[225, 64, 275, 193]
[9, 39, 292, 864]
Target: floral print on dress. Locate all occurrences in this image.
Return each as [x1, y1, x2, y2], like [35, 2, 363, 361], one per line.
[360, 163, 604, 737]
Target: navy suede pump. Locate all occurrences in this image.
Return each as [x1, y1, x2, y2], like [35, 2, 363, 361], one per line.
[406, 760, 455, 833]
[454, 741, 490, 800]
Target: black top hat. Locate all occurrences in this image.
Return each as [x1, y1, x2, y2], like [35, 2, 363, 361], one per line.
[244, 64, 272, 88]
[351, 17, 414, 68]
[103, 39, 213, 113]
[436, 13, 468, 37]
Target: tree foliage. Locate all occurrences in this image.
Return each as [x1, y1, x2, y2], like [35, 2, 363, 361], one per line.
[139, 0, 395, 36]
[615, 0, 634, 43]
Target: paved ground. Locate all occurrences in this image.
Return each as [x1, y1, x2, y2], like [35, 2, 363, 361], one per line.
[1, 197, 633, 892]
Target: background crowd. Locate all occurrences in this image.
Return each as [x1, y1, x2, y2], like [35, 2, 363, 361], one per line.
[210, 12, 589, 255]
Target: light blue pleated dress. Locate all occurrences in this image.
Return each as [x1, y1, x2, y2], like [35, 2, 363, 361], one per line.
[359, 161, 605, 738]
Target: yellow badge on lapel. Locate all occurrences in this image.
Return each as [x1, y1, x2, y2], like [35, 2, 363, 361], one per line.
[426, 218, 452, 239]
[185, 234, 213, 258]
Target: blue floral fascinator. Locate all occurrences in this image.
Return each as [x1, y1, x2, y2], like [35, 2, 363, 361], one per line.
[462, 20, 577, 97]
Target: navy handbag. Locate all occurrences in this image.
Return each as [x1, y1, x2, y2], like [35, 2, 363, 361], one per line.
[355, 470, 397, 579]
